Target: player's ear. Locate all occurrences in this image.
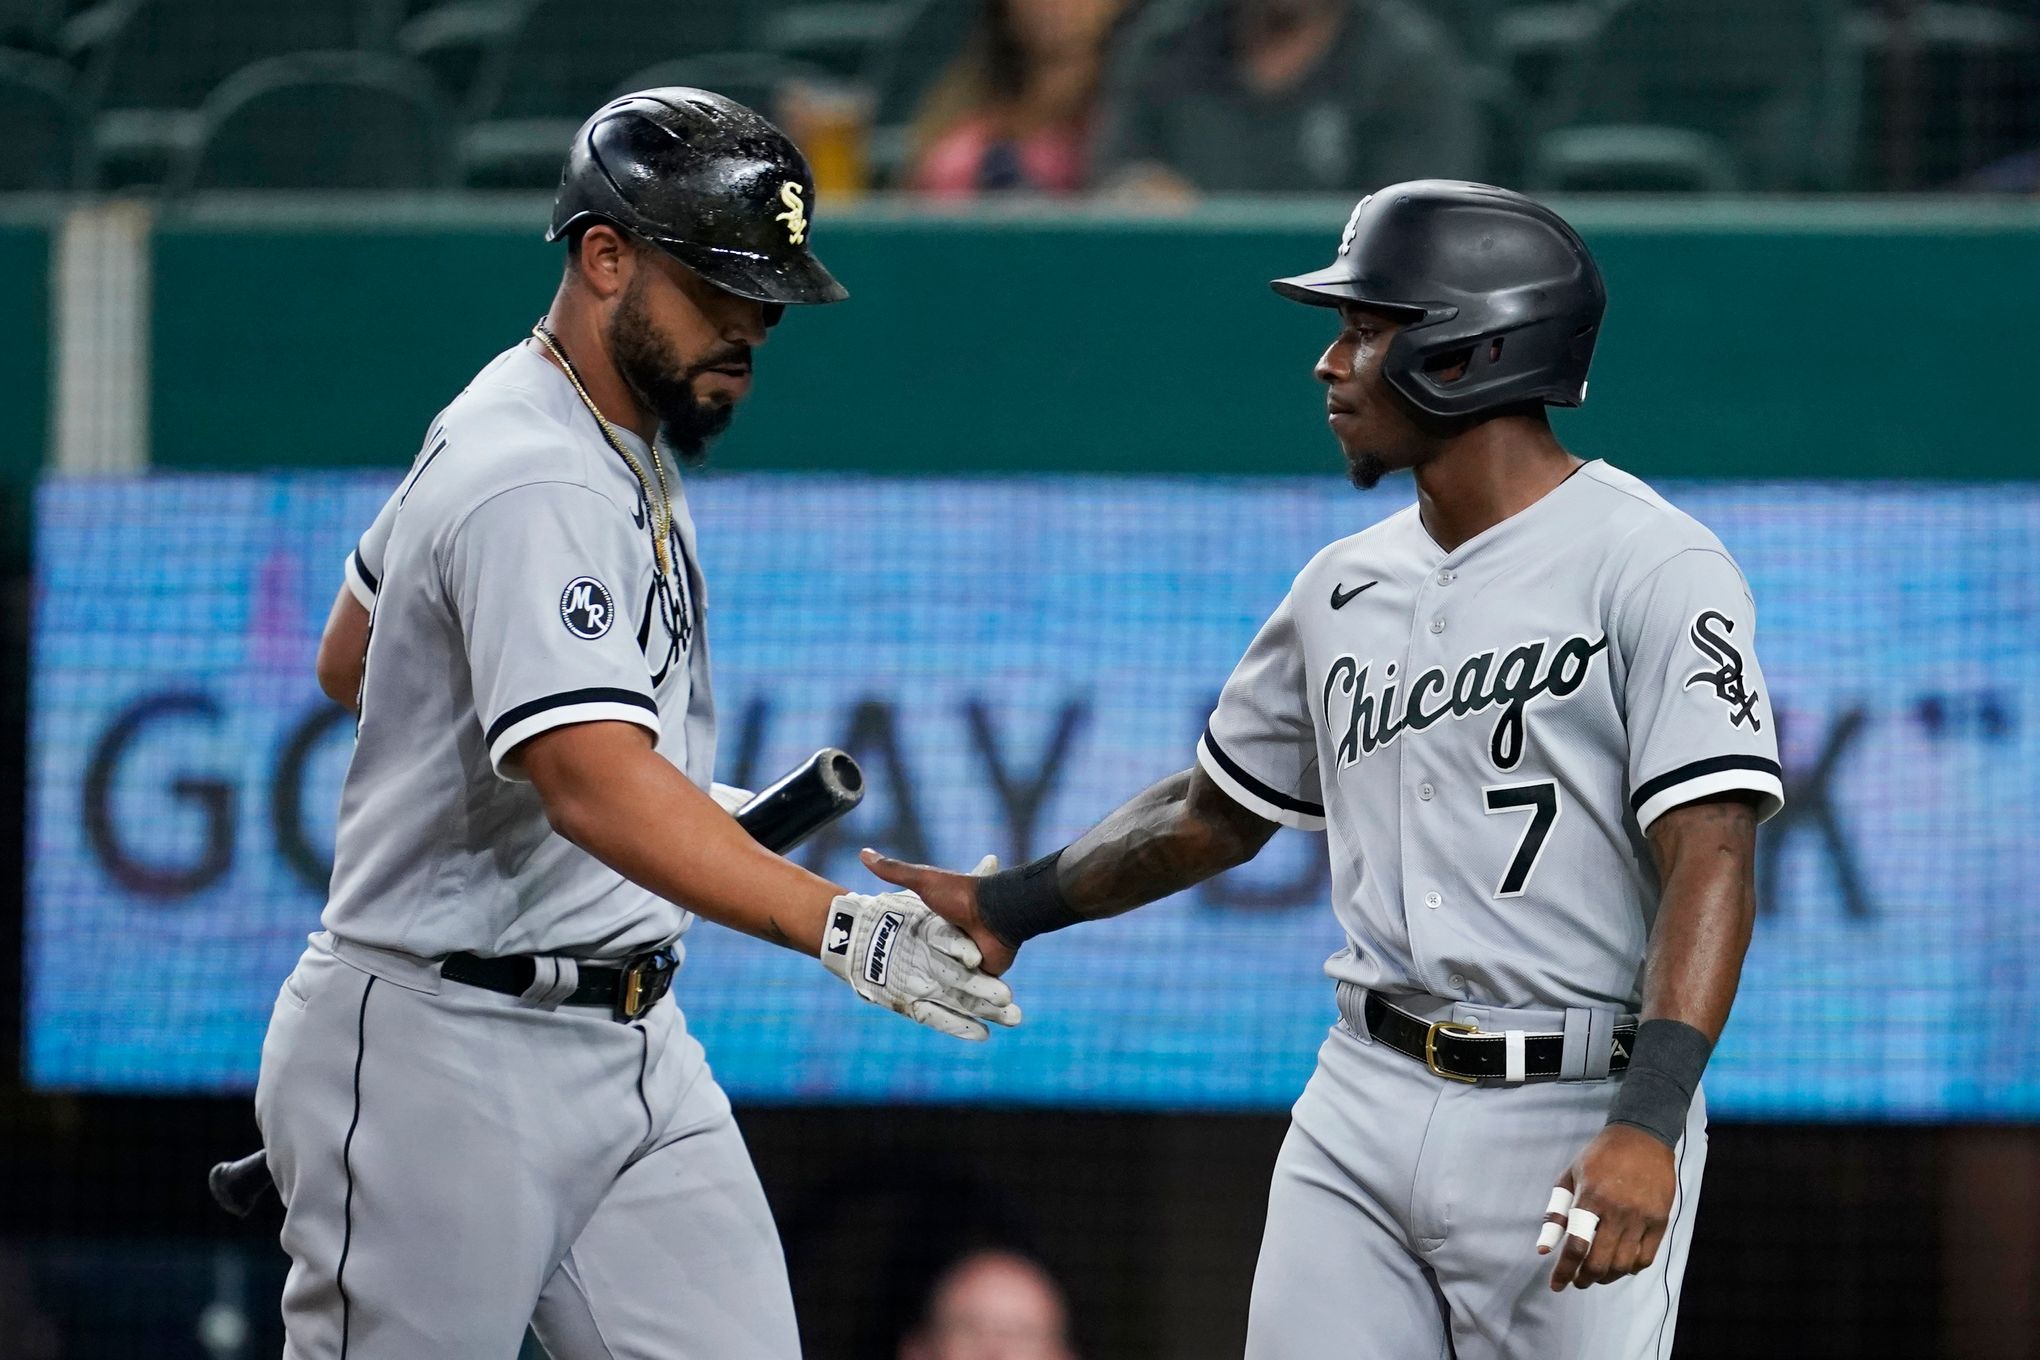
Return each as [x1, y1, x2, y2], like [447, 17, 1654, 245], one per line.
[571, 224, 634, 301]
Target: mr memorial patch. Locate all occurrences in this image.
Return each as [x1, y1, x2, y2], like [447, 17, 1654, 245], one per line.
[560, 576, 616, 640]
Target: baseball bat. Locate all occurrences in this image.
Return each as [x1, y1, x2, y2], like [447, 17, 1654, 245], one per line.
[208, 749, 865, 1218]
[729, 746, 865, 854]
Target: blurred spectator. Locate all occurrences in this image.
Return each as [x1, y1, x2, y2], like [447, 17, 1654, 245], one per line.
[906, 0, 1125, 197]
[1095, 0, 1486, 200]
[898, 1249, 1077, 1360]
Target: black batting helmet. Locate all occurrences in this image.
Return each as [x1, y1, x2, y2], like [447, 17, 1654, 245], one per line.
[549, 87, 848, 308]
[1272, 181, 1603, 420]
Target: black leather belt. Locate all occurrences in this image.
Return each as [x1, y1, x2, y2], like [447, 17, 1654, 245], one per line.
[440, 947, 677, 1022]
[1362, 992, 1635, 1083]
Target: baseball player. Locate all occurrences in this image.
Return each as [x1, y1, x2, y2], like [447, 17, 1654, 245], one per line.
[262, 90, 1019, 1360]
[864, 182, 1782, 1358]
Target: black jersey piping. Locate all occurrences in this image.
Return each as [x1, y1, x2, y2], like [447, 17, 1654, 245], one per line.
[1629, 755, 1782, 815]
[484, 687, 657, 748]
[351, 546, 380, 594]
[338, 974, 376, 1358]
[1201, 724, 1326, 816]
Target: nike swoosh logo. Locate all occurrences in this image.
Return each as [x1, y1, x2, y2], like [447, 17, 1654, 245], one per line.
[1330, 581, 1378, 610]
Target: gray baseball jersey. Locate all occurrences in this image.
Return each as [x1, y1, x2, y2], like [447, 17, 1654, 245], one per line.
[1197, 460, 1783, 1012]
[1215, 461, 1780, 1359]
[324, 340, 715, 962]
[261, 341, 801, 1360]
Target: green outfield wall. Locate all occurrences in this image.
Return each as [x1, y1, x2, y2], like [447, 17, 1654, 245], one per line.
[6, 197, 2035, 486]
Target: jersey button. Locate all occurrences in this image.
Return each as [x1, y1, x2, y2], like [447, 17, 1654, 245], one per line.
[1437, 570, 1455, 586]
[1424, 891, 1442, 909]
[1449, 973, 1467, 990]
[1429, 617, 1446, 634]
[1418, 782, 1434, 801]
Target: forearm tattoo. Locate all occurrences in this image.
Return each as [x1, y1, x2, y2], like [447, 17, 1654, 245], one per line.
[1055, 768, 1278, 920]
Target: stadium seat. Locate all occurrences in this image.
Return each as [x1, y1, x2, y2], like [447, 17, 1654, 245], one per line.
[1847, 4, 2040, 187]
[0, 48, 89, 188]
[1420, 0, 1592, 61]
[0, 0, 66, 54]
[396, 0, 527, 118]
[1493, 2, 1606, 104]
[1531, 125, 1743, 191]
[609, 52, 836, 126]
[1549, 0, 1857, 190]
[67, 0, 369, 187]
[762, 1, 907, 78]
[457, 0, 762, 187]
[356, 0, 412, 49]
[470, 0, 755, 120]
[167, 51, 453, 193]
[1531, 0, 1858, 191]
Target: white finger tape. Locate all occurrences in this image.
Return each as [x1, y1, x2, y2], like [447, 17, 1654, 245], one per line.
[1565, 1207, 1601, 1245]
[1535, 1186, 1576, 1251]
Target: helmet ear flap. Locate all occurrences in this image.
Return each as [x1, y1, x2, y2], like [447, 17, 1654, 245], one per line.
[1419, 342, 1480, 385]
[1380, 321, 1480, 420]
[1388, 311, 1599, 419]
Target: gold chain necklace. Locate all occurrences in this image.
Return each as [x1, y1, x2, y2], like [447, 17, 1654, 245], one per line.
[531, 319, 673, 577]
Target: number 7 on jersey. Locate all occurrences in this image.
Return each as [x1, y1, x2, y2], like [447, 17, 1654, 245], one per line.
[1481, 781, 1560, 897]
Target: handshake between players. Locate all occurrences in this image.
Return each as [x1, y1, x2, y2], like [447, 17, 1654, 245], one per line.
[267, 80, 1764, 1359]
[815, 850, 1020, 1043]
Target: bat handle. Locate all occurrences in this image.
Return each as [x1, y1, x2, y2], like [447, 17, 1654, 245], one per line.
[209, 1151, 275, 1218]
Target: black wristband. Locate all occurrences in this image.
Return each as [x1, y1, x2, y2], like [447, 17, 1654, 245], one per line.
[1606, 1018, 1714, 1148]
[974, 849, 1081, 948]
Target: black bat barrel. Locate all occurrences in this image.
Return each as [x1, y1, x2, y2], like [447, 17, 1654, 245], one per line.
[733, 748, 864, 854]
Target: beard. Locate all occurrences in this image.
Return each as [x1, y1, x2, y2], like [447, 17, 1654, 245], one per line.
[608, 276, 743, 467]
[1343, 431, 1442, 492]
[1346, 450, 1390, 490]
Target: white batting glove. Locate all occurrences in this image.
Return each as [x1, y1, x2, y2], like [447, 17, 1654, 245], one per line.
[709, 782, 754, 815]
[820, 891, 1022, 1041]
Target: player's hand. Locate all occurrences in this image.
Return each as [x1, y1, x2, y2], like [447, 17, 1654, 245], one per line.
[1537, 1124, 1677, 1291]
[857, 849, 1018, 977]
[819, 889, 1022, 1041]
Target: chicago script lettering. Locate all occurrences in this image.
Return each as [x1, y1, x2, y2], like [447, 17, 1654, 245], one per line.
[1322, 633, 1609, 771]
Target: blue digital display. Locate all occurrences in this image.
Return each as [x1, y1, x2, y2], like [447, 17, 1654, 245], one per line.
[27, 474, 2040, 1116]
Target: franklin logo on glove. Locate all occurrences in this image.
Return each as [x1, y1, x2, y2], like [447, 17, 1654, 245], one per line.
[865, 911, 903, 986]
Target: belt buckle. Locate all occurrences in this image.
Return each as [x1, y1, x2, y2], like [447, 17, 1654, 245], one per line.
[614, 948, 676, 1022]
[1424, 1019, 1482, 1083]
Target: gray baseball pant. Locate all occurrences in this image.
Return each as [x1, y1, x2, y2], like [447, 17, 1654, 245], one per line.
[255, 935, 801, 1359]
[1247, 992, 1708, 1360]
